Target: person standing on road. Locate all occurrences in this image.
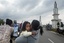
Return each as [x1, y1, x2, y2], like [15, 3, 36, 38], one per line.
[13, 20, 19, 38]
[30, 20, 43, 43]
[0, 19, 14, 43]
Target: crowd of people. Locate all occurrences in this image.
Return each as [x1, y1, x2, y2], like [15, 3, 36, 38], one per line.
[0, 19, 43, 43]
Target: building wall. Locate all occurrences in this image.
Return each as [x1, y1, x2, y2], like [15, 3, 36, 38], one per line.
[52, 21, 58, 29]
[52, 19, 61, 29]
[53, 8, 58, 14]
[53, 15, 58, 19]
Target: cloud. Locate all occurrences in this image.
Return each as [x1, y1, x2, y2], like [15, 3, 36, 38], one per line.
[0, 0, 64, 24]
[14, 0, 41, 10]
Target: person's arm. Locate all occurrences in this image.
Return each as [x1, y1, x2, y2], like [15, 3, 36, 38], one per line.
[23, 31, 32, 36]
[20, 31, 37, 37]
[20, 31, 32, 37]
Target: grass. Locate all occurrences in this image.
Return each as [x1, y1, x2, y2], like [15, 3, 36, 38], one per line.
[50, 28, 57, 32]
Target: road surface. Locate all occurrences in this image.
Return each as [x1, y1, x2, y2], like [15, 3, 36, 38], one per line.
[13, 27, 64, 43]
[39, 28, 64, 43]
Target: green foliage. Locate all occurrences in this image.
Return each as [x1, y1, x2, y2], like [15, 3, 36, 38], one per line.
[0, 19, 4, 25]
[51, 29, 57, 32]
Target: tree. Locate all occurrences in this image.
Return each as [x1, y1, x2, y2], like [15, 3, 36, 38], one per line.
[0, 19, 4, 25]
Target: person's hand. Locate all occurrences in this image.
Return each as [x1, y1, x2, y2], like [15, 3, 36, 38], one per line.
[32, 32, 36, 35]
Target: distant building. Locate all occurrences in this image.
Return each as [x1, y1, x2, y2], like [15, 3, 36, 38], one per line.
[51, 1, 61, 29]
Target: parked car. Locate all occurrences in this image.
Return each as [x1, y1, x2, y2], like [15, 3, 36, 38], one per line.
[57, 27, 64, 34]
[46, 24, 52, 30]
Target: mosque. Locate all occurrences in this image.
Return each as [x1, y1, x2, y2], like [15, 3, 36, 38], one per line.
[51, 1, 61, 29]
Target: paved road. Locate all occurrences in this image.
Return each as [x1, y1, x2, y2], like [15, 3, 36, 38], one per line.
[39, 28, 64, 43]
[13, 28, 64, 43]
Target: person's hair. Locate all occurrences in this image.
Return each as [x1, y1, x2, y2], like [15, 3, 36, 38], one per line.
[31, 20, 43, 35]
[14, 20, 17, 24]
[31, 20, 40, 30]
[6, 19, 12, 26]
[21, 21, 30, 31]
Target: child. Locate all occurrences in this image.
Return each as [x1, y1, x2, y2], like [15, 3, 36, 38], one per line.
[20, 21, 36, 37]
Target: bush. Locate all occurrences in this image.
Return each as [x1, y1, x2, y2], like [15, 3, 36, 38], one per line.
[51, 29, 57, 32]
[0, 19, 4, 25]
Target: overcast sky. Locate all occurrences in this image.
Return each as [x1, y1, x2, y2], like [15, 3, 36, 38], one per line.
[0, 0, 64, 24]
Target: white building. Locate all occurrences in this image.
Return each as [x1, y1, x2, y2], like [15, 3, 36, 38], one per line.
[51, 1, 61, 29]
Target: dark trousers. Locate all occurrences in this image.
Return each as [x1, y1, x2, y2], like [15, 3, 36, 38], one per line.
[10, 39, 12, 43]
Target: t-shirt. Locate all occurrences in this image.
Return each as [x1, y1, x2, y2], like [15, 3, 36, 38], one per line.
[13, 26, 18, 37]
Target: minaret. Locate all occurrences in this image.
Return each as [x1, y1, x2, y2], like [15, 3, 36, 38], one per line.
[53, 1, 59, 20]
[39, 16, 41, 23]
[51, 1, 61, 29]
[39, 16, 42, 26]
